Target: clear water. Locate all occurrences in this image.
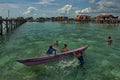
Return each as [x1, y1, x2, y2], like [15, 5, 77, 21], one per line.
[0, 22, 120, 80]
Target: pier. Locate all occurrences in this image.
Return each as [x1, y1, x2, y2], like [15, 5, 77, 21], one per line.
[0, 17, 26, 36]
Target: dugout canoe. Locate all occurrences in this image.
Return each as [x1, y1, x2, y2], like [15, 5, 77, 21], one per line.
[17, 46, 88, 66]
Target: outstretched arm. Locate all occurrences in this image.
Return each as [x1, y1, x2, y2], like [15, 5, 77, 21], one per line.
[73, 52, 77, 56]
[46, 51, 48, 54]
[54, 50, 56, 55]
[54, 49, 56, 55]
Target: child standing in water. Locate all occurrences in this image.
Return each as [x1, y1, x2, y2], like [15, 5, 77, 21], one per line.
[54, 40, 59, 47]
[107, 36, 112, 45]
[73, 51, 84, 67]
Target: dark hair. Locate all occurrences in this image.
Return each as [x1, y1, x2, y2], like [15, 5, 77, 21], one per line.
[49, 45, 53, 49]
[64, 44, 67, 47]
[76, 50, 82, 54]
[108, 36, 111, 39]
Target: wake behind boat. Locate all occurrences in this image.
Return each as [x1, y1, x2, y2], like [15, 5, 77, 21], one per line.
[17, 46, 88, 66]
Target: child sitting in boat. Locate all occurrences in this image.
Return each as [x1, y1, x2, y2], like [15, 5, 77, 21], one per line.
[61, 44, 68, 52]
[46, 45, 56, 55]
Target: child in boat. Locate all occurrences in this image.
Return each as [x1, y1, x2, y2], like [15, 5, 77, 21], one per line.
[54, 40, 59, 46]
[73, 51, 84, 67]
[107, 36, 112, 45]
[46, 45, 56, 55]
[61, 44, 68, 52]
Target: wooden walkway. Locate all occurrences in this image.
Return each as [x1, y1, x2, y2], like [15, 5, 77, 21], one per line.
[0, 17, 26, 36]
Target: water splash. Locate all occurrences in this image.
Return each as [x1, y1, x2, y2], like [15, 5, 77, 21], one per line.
[58, 58, 78, 69]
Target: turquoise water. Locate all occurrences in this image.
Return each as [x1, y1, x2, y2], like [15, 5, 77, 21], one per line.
[0, 22, 120, 80]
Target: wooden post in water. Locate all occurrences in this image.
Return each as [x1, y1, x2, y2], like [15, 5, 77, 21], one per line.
[13, 19, 16, 29]
[15, 20, 17, 28]
[0, 16, 3, 36]
[5, 18, 9, 33]
[9, 19, 12, 31]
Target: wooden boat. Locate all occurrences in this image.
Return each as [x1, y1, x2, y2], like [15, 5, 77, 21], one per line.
[17, 46, 88, 66]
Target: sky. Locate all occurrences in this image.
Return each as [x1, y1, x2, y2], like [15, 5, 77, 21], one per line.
[0, 0, 120, 18]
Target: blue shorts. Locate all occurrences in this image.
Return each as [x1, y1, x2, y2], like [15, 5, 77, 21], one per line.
[77, 56, 84, 64]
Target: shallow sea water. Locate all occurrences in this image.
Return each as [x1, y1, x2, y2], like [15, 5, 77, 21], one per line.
[0, 22, 120, 80]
